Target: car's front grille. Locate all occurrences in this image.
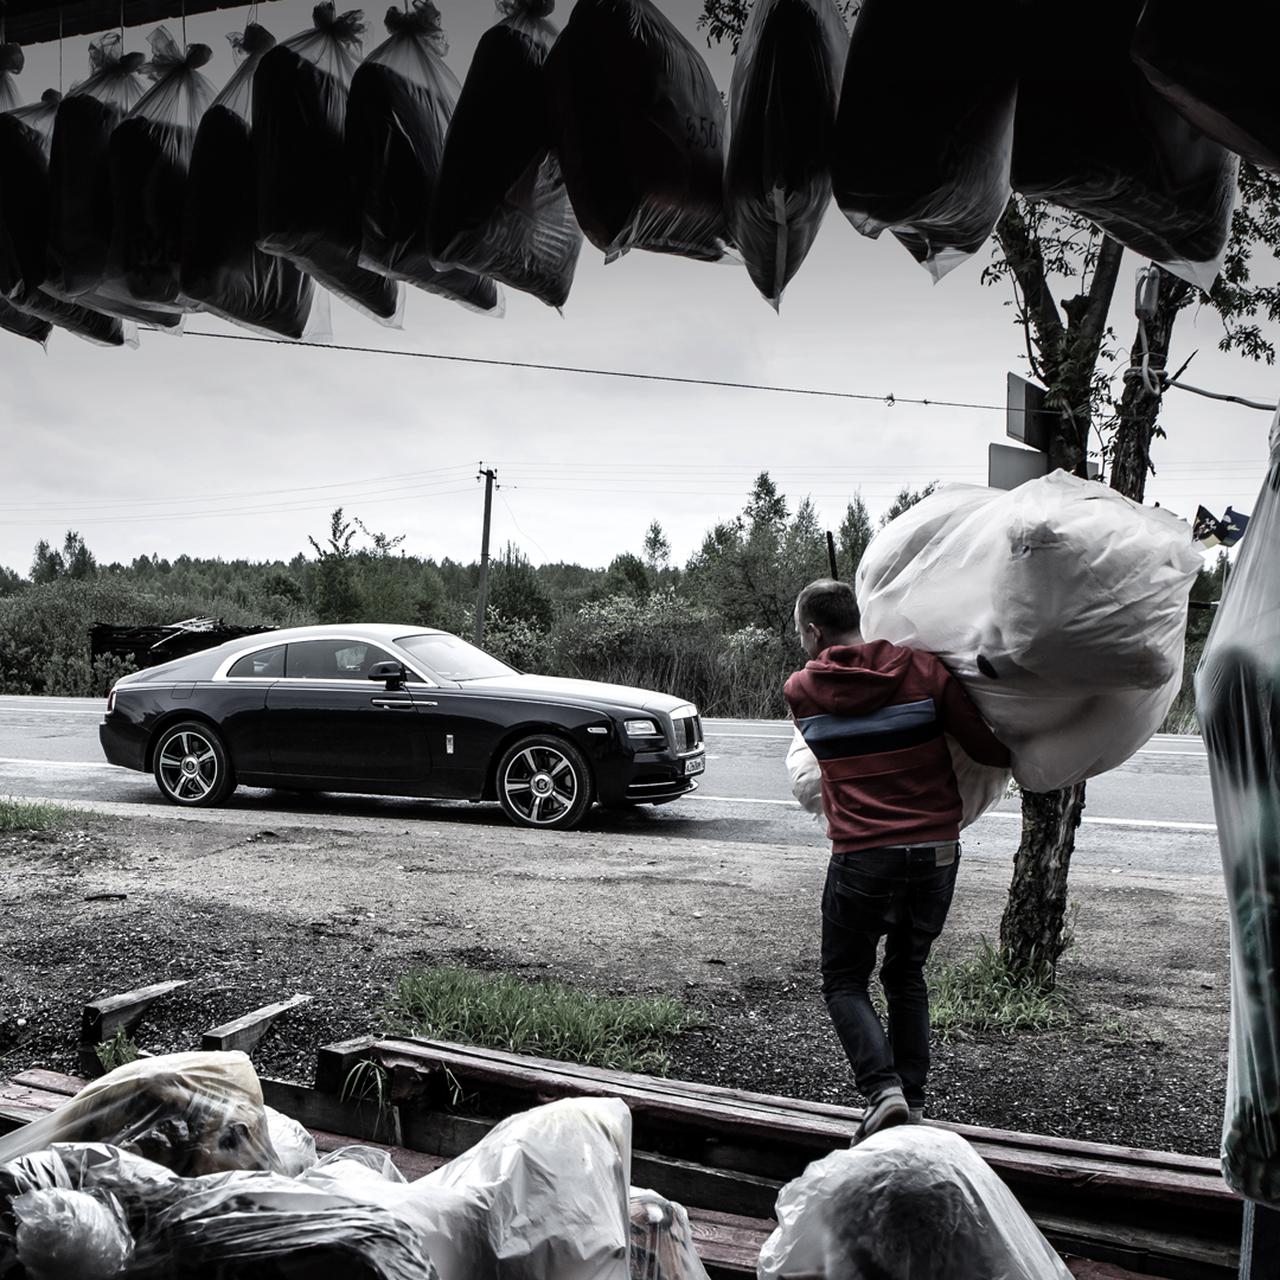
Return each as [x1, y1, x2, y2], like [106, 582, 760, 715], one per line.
[676, 715, 702, 752]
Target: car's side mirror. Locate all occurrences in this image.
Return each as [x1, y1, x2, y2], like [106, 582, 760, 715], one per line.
[368, 661, 408, 690]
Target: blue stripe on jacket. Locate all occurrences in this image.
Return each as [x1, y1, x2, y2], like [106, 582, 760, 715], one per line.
[797, 699, 940, 761]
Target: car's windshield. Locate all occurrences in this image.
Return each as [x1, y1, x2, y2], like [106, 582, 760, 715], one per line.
[395, 633, 516, 682]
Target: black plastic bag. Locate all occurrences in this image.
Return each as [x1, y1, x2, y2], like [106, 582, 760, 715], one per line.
[0, 90, 132, 345]
[0, 294, 49, 344]
[103, 27, 215, 309]
[428, 0, 582, 310]
[181, 25, 321, 339]
[831, 0, 1017, 278]
[725, 0, 847, 306]
[253, 3, 402, 324]
[345, 2, 499, 313]
[1013, 0, 1237, 290]
[45, 33, 148, 302]
[1133, 1, 1280, 177]
[546, 0, 730, 263]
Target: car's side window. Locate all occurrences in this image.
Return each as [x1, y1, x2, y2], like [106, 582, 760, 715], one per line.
[285, 640, 396, 681]
[228, 645, 285, 679]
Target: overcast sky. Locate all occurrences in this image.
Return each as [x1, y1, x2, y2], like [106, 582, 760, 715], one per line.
[1, 0, 1275, 578]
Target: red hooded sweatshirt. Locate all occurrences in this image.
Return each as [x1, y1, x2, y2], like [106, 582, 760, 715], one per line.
[784, 640, 1011, 854]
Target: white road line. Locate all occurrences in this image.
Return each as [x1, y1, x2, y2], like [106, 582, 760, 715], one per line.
[0, 757, 118, 771]
[0, 708, 103, 717]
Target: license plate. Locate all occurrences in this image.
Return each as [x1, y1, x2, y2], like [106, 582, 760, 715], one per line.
[685, 755, 705, 776]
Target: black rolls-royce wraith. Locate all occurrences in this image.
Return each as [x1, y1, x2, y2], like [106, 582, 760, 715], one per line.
[99, 624, 706, 830]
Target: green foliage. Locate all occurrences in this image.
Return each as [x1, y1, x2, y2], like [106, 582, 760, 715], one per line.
[488, 544, 554, 630]
[837, 494, 873, 581]
[95, 1028, 142, 1072]
[385, 966, 697, 1074]
[0, 566, 23, 597]
[0, 798, 80, 831]
[879, 482, 939, 528]
[642, 521, 671, 572]
[927, 939, 1070, 1040]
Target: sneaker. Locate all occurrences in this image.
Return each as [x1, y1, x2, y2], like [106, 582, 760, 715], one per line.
[908, 1107, 925, 1124]
[853, 1087, 909, 1144]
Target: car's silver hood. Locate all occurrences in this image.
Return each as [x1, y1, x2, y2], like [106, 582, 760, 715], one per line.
[461, 673, 694, 717]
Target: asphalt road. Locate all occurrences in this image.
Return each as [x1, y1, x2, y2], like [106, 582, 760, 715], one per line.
[0, 695, 1221, 879]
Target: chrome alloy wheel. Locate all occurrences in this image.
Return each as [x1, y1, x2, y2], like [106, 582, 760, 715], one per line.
[157, 728, 221, 803]
[500, 744, 580, 826]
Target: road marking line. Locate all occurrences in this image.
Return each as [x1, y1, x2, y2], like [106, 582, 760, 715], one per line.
[0, 757, 118, 771]
[0, 709, 103, 717]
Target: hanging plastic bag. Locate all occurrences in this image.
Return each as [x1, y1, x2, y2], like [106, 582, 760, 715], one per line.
[1196, 411, 1280, 1204]
[427, 0, 582, 310]
[856, 472, 1201, 793]
[0, 293, 49, 344]
[831, 0, 1017, 280]
[1012, 1, 1237, 291]
[0, 91, 133, 345]
[0, 1051, 277, 1177]
[1134, 1, 1280, 177]
[0, 43, 22, 111]
[181, 24, 325, 341]
[101, 27, 215, 310]
[546, 0, 730, 263]
[759, 1126, 1072, 1279]
[628, 1189, 709, 1280]
[44, 33, 148, 303]
[724, 0, 847, 307]
[345, 2, 500, 313]
[253, 2, 403, 324]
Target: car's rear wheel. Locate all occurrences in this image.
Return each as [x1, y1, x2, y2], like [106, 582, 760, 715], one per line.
[496, 734, 592, 830]
[153, 721, 236, 807]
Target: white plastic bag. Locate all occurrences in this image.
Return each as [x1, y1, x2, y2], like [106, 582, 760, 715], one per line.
[265, 1105, 318, 1175]
[786, 725, 825, 818]
[628, 1188, 710, 1280]
[757, 1126, 1071, 1279]
[0, 1051, 277, 1176]
[12, 1187, 133, 1280]
[1196, 409, 1280, 1203]
[857, 471, 1201, 792]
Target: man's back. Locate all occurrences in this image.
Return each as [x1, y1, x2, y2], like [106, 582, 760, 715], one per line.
[784, 639, 1009, 854]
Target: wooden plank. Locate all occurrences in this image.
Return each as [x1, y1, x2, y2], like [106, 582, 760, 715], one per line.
[201, 994, 313, 1056]
[391, 1038, 1218, 1178]
[0, 1081, 73, 1119]
[80, 979, 189, 1073]
[260, 1077, 403, 1148]
[1239, 1201, 1280, 1280]
[1036, 1210, 1238, 1280]
[632, 1150, 781, 1221]
[369, 1040, 1237, 1214]
[9, 1069, 85, 1097]
[314, 1036, 378, 1095]
[684, 1206, 773, 1273]
[5, 0, 250, 47]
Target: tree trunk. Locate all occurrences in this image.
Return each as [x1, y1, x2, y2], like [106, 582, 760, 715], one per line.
[999, 783, 1087, 988]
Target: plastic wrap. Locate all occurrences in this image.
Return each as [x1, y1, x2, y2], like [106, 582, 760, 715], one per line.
[102, 27, 215, 309]
[831, 0, 1017, 280]
[0, 294, 49, 344]
[345, 2, 500, 312]
[856, 472, 1201, 793]
[1195, 411, 1280, 1203]
[1012, 1, 1237, 291]
[628, 1189, 709, 1280]
[427, 0, 582, 310]
[0, 1051, 277, 1177]
[253, 2, 403, 323]
[724, 0, 845, 307]
[11, 1187, 133, 1280]
[1134, 2, 1280, 177]
[758, 1126, 1072, 1279]
[0, 91, 133, 346]
[264, 1106, 317, 1176]
[45, 33, 149, 302]
[546, 0, 730, 263]
[180, 24, 324, 340]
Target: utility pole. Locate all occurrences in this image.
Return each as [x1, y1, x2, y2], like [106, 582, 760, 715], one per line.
[474, 465, 497, 648]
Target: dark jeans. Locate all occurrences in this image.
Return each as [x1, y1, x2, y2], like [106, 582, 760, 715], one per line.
[821, 843, 960, 1109]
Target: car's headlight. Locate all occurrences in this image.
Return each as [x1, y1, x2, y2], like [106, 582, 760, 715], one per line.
[625, 719, 660, 737]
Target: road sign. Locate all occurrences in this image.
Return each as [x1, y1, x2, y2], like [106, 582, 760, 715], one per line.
[989, 443, 1050, 490]
[1007, 372, 1053, 452]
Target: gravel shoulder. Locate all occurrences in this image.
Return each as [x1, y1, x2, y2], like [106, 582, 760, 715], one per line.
[0, 802, 1230, 1158]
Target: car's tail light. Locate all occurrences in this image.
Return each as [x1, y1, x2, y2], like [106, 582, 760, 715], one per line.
[105, 688, 116, 714]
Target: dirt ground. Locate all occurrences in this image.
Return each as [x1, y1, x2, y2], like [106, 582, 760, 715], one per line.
[0, 802, 1231, 1158]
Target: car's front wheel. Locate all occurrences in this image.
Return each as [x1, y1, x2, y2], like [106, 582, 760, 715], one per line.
[496, 734, 593, 830]
[153, 721, 236, 807]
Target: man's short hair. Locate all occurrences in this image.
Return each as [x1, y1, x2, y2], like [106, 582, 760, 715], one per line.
[796, 579, 861, 635]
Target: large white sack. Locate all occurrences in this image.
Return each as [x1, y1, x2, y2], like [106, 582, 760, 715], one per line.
[856, 471, 1201, 793]
[757, 1126, 1072, 1280]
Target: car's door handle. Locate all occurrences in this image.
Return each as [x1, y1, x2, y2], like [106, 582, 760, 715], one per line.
[371, 698, 415, 710]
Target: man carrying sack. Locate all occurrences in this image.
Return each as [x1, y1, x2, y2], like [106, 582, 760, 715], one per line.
[784, 579, 1011, 1141]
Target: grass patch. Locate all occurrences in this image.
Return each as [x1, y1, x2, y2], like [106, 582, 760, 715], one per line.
[385, 966, 698, 1074]
[95, 1028, 142, 1072]
[0, 798, 80, 832]
[927, 939, 1070, 1041]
